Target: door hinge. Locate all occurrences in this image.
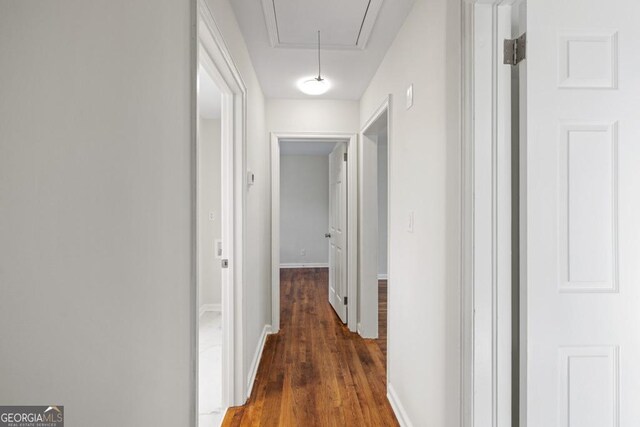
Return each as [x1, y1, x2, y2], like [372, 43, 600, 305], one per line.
[221, 259, 229, 269]
[343, 152, 347, 162]
[343, 296, 348, 305]
[503, 33, 526, 66]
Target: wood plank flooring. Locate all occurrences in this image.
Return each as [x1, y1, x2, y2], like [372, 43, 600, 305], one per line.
[377, 279, 387, 359]
[222, 268, 397, 426]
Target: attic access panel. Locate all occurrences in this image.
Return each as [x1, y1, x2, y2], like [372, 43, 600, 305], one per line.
[261, 0, 384, 50]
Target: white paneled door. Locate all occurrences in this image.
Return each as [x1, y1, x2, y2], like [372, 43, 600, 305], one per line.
[527, 0, 640, 425]
[328, 143, 348, 323]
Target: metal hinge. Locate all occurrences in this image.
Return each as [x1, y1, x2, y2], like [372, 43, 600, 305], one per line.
[221, 259, 229, 269]
[503, 33, 526, 66]
[344, 296, 348, 305]
[343, 152, 347, 161]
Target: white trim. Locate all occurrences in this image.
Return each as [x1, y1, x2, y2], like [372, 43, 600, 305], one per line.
[246, 324, 273, 398]
[271, 132, 359, 333]
[461, 2, 474, 425]
[196, 0, 248, 417]
[377, 274, 388, 280]
[259, 0, 383, 50]
[359, 95, 391, 340]
[461, 1, 522, 425]
[199, 304, 222, 316]
[259, 0, 279, 48]
[361, 95, 391, 133]
[280, 263, 329, 269]
[387, 383, 414, 427]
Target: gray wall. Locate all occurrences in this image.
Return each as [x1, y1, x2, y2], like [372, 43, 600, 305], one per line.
[0, 0, 193, 425]
[0, 0, 271, 425]
[280, 155, 329, 266]
[198, 118, 222, 307]
[359, 0, 462, 423]
[266, 99, 360, 134]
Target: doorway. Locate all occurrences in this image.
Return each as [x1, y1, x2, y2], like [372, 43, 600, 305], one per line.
[270, 133, 358, 332]
[195, 1, 248, 424]
[196, 64, 224, 426]
[359, 98, 390, 343]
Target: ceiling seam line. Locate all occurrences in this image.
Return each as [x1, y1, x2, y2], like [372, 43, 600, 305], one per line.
[272, 0, 282, 44]
[356, 0, 372, 46]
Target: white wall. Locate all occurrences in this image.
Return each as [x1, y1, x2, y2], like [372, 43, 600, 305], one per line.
[359, 0, 461, 425]
[378, 132, 388, 277]
[198, 118, 222, 307]
[205, 0, 271, 398]
[280, 155, 329, 266]
[267, 99, 360, 134]
[0, 0, 271, 425]
[0, 1, 193, 425]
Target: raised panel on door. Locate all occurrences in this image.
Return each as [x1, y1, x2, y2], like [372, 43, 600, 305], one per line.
[527, 0, 640, 425]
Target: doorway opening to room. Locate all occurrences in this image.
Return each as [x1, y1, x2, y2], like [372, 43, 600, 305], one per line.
[270, 133, 358, 333]
[195, 1, 248, 424]
[196, 63, 225, 426]
[359, 99, 390, 370]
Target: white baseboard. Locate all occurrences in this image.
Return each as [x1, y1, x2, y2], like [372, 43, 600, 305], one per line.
[199, 303, 221, 317]
[280, 263, 329, 269]
[378, 274, 388, 280]
[246, 324, 273, 398]
[388, 382, 413, 427]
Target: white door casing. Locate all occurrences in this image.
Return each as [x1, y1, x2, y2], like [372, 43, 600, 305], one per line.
[358, 97, 390, 341]
[270, 133, 358, 333]
[462, 1, 521, 425]
[526, 0, 640, 425]
[196, 0, 247, 411]
[328, 142, 348, 323]
[359, 132, 380, 339]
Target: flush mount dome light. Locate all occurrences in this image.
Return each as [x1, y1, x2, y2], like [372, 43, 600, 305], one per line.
[298, 30, 331, 96]
[297, 76, 331, 95]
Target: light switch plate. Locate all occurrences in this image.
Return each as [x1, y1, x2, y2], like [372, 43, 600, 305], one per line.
[406, 84, 414, 110]
[215, 239, 223, 258]
[407, 210, 415, 233]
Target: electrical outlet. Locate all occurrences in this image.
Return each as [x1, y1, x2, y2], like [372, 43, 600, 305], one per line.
[300, 248, 306, 257]
[208, 211, 215, 221]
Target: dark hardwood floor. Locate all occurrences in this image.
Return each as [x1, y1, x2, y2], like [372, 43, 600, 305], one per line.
[222, 268, 397, 426]
[377, 279, 387, 359]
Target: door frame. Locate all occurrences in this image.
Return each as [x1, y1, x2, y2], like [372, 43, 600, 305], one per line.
[358, 96, 391, 340]
[270, 132, 358, 332]
[194, 0, 247, 420]
[461, 0, 525, 425]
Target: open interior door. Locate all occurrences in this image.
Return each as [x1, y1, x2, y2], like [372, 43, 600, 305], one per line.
[526, 0, 640, 424]
[328, 142, 348, 323]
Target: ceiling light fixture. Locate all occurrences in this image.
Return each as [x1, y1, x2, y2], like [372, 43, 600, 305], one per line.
[297, 31, 330, 96]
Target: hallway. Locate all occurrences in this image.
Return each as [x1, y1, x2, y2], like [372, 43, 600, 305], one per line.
[223, 268, 398, 426]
